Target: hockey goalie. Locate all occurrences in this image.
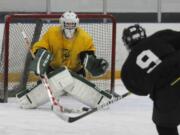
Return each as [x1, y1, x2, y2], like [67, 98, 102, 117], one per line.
[16, 11, 111, 110]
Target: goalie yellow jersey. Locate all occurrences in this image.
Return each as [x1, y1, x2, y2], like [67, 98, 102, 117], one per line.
[32, 26, 96, 72]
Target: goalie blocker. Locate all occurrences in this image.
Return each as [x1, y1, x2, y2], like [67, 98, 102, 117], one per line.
[29, 48, 53, 76]
[16, 67, 112, 109]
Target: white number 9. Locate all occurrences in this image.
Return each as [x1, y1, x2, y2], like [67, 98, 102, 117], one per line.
[136, 50, 162, 73]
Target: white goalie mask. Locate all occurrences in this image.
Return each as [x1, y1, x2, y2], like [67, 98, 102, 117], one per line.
[60, 11, 79, 39]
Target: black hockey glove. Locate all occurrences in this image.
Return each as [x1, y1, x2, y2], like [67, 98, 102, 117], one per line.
[83, 54, 109, 77]
[29, 49, 53, 77]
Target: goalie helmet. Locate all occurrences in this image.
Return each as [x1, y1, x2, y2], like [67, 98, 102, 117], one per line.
[60, 11, 79, 39]
[122, 24, 146, 50]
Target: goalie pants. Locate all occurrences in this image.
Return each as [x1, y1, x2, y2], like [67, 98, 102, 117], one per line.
[152, 82, 180, 127]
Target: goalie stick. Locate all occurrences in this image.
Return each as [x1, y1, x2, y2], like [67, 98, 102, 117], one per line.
[54, 92, 131, 123]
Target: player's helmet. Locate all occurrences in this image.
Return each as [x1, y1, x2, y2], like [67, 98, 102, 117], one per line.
[60, 11, 79, 39]
[122, 24, 146, 49]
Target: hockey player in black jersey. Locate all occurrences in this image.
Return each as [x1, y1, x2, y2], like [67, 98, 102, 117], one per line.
[121, 24, 180, 135]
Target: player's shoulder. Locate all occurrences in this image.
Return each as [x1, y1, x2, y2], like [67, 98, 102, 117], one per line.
[149, 29, 179, 40]
[153, 29, 177, 35]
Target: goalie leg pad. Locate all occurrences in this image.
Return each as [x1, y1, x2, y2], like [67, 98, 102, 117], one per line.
[64, 72, 112, 108]
[16, 67, 74, 109]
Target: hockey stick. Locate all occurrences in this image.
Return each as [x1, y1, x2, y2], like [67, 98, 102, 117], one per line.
[54, 92, 131, 123]
[21, 31, 87, 114]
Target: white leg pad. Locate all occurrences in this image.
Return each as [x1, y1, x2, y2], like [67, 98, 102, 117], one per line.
[64, 73, 112, 108]
[16, 68, 74, 109]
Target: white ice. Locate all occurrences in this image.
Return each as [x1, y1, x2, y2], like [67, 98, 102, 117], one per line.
[0, 80, 177, 135]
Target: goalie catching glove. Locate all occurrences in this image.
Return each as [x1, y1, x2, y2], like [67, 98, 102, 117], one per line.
[29, 48, 53, 76]
[83, 54, 109, 77]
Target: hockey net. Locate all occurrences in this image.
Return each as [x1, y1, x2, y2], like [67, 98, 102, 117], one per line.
[0, 13, 116, 102]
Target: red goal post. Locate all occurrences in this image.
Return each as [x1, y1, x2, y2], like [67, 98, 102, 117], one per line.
[0, 13, 116, 102]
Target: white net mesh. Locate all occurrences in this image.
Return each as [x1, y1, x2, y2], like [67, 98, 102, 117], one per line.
[0, 14, 116, 102]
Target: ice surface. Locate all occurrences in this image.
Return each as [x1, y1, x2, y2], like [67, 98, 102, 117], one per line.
[0, 80, 176, 135]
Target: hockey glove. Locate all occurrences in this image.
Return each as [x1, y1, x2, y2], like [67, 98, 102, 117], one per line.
[29, 49, 53, 77]
[83, 54, 109, 77]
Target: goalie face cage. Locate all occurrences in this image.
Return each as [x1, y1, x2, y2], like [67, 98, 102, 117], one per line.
[0, 13, 116, 102]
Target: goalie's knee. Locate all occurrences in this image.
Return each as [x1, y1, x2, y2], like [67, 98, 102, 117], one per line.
[16, 67, 74, 109]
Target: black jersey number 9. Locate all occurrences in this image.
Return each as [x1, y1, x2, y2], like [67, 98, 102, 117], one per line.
[136, 50, 162, 73]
